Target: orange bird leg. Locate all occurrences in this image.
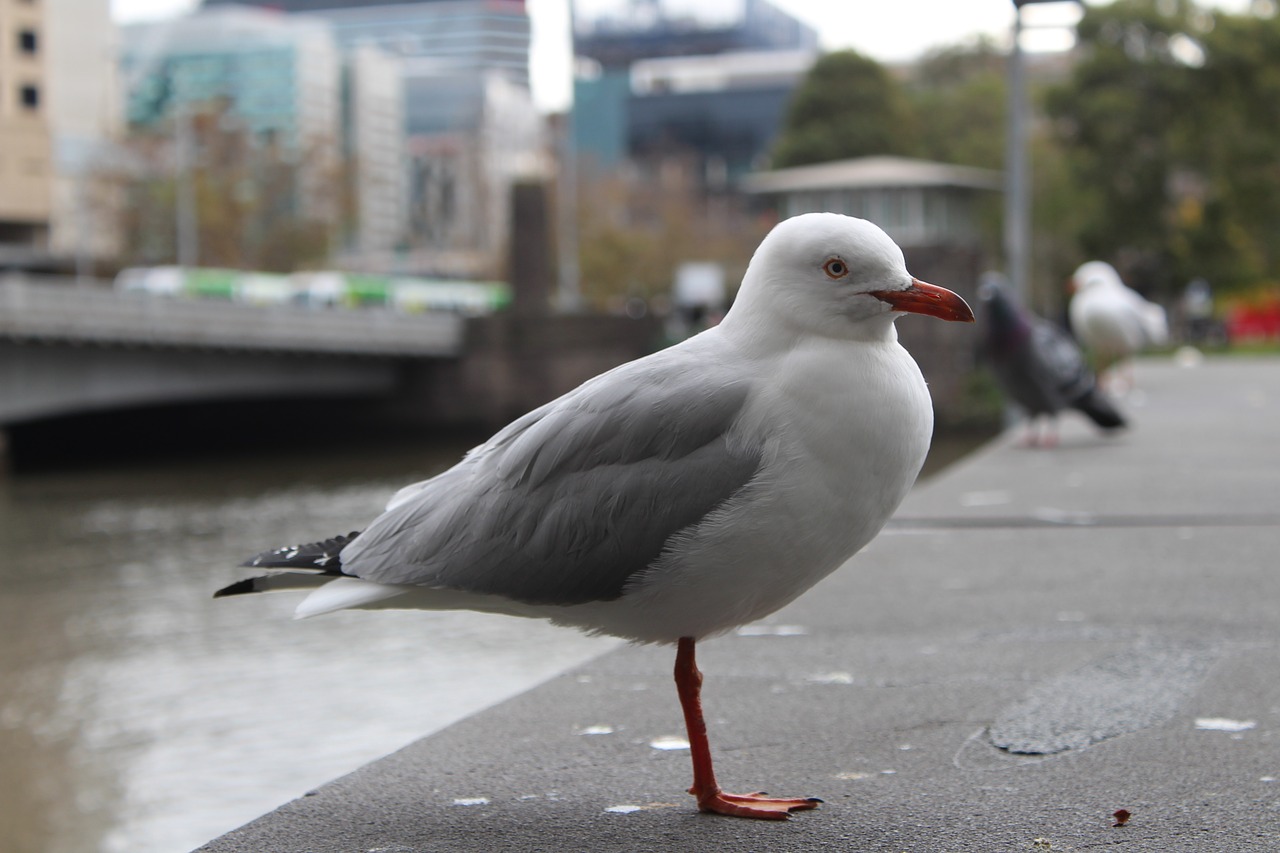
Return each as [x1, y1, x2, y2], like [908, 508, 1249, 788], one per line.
[673, 637, 822, 820]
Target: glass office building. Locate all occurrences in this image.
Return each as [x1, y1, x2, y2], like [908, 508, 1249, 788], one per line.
[202, 0, 532, 134]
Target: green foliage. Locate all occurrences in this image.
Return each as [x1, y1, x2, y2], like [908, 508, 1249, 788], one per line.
[772, 41, 1009, 172]
[573, 165, 767, 310]
[112, 100, 345, 272]
[1192, 10, 1280, 287]
[905, 38, 1008, 171]
[1044, 0, 1201, 293]
[1045, 0, 1280, 297]
[771, 50, 919, 168]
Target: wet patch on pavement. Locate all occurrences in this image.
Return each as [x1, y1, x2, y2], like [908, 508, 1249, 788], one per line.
[987, 642, 1221, 756]
[953, 641, 1224, 769]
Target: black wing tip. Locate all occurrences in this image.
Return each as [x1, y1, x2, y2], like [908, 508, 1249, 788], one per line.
[214, 577, 261, 598]
[238, 531, 362, 571]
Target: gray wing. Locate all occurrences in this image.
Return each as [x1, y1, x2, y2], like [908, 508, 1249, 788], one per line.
[1030, 319, 1094, 404]
[339, 352, 762, 606]
[988, 330, 1061, 416]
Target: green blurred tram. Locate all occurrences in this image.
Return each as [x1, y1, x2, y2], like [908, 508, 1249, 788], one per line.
[114, 267, 512, 317]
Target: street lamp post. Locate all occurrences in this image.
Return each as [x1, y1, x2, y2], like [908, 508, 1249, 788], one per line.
[175, 101, 199, 269]
[1005, 0, 1083, 305]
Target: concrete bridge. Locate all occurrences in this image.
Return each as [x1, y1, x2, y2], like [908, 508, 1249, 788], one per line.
[0, 275, 466, 427]
[0, 275, 662, 456]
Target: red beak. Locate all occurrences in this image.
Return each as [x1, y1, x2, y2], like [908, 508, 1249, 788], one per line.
[869, 278, 975, 323]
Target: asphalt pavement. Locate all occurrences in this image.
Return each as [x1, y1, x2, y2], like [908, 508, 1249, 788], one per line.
[198, 355, 1280, 852]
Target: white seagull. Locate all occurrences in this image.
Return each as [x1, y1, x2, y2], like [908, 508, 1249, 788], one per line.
[217, 212, 974, 820]
[1069, 261, 1169, 387]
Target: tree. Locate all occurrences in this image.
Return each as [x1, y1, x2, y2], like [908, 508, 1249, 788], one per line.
[110, 99, 348, 272]
[572, 156, 769, 311]
[770, 50, 919, 168]
[1190, 8, 1280, 287]
[1043, 0, 1280, 295]
[1044, 0, 1203, 293]
[905, 38, 1008, 171]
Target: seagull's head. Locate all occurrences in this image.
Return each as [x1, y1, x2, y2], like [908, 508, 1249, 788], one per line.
[1070, 261, 1122, 294]
[726, 213, 973, 342]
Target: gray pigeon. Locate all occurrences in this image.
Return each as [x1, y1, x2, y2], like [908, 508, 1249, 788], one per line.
[978, 273, 1125, 446]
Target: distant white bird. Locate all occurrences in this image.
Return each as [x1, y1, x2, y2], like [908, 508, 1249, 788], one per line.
[217, 212, 974, 820]
[1069, 261, 1169, 388]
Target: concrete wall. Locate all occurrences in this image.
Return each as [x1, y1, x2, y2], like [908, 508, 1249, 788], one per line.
[392, 313, 664, 430]
[898, 245, 984, 428]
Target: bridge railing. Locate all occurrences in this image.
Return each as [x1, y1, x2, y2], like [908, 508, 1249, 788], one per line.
[0, 276, 464, 357]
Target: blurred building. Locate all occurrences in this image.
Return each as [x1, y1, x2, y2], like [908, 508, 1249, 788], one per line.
[574, 0, 815, 69]
[0, 0, 120, 271]
[341, 43, 407, 265]
[122, 8, 341, 149]
[202, 0, 546, 277]
[120, 5, 408, 268]
[401, 72, 544, 277]
[741, 155, 1003, 249]
[572, 0, 817, 185]
[0, 0, 52, 264]
[203, 0, 530, 91]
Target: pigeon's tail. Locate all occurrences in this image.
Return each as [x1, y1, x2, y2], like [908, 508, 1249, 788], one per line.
[214, 531, 361, 598]
[1074, 388, 1127, 430]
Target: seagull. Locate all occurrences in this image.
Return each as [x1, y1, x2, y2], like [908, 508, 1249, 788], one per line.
[977, 273, 1125, 447]
[216, 212, 974, 820]
[1069, 261, 1169, 389]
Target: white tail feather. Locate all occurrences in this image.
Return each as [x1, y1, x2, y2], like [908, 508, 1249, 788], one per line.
[294, 577, 412, 619]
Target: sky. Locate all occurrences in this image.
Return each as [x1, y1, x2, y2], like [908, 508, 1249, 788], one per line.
[110, 0, 1257, 111]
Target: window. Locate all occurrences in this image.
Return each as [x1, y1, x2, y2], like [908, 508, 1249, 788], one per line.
[20, 85, 39, 110]
[19, 30, 38, 54]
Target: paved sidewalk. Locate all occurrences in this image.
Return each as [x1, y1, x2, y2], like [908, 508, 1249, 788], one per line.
[199, 356, 1280, 852]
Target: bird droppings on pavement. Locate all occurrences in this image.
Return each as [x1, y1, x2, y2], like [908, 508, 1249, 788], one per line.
[1194, 717, 1257, 733]
[807, 671, 856, 685]
[451, 797, 489, 806]
[649, 736, 691, 751]
[605, 802, 678, 814]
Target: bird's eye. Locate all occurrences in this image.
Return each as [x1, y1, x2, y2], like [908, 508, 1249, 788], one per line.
[823, 258, 849, 279]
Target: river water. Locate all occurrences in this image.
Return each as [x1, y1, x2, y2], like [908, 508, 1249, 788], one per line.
[0, 430, 984, 853]
[0, 437, 623, 853]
